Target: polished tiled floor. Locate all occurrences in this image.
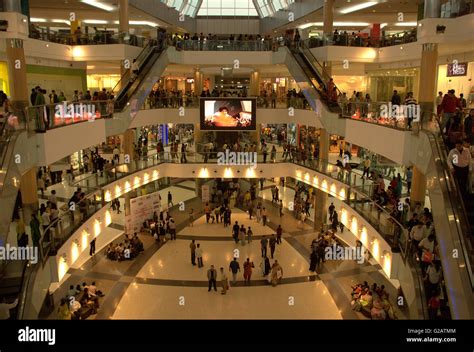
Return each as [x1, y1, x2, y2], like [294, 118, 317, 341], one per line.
[39, 172, 409, 320]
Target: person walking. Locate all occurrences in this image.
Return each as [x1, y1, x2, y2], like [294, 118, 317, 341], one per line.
[260, 255, 271, 276]
[168, 191, 173, 207]
[207, 265, 218, 292]
[243, 258, 254, 283]
[204, 203, 211, 223]
[89, 238, 96, 256]
[247, 226, 253, 243]
[260, 236, 268, 257]
[195, 243, 203, 267]
[229, 257, 240, 284]
[190, 240, 197, 265]
[279, 200, 283, 217]
[270, 260, 283, 287]
[362, 156, 371, 179]
[269, 235, 277, 259]
[262, 207, 268, 226]
[232, 221, 240, 244]
[220, 267, 229, 295]
[276, 225, 283, 244]
[168, 216, 176, 240]
[188, 208, 194, 226]
[309, 249, 318, 272]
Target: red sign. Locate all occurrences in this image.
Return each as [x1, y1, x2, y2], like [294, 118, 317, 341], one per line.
[447, 62, 468, 77]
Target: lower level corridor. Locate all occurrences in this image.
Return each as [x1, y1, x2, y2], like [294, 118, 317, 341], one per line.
[44, 179, 407, 320]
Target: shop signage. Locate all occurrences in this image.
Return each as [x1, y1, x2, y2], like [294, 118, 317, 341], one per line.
[447, 62, 468, 77]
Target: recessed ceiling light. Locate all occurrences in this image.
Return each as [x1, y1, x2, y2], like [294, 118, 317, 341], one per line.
[80, 0, 116, 11]
[340, 1, 377, 14]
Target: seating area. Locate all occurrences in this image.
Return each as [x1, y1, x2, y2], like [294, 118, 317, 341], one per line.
[58, 282, 105, 320]
[105, 234, 144, 261]
[350, 281, 398, 320]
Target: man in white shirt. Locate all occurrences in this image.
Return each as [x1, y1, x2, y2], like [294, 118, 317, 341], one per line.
[0, 298, 18, 320]
[447, 141, 472, 196]
[113, 146, 120, 164]
[410, 222, 425, 258]
[48, 190, 57, 206]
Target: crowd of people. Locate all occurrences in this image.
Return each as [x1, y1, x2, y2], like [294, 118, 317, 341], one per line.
[350, 281, 398, 320]
[106, 233, 144, 261]
[57, 281, 105, 320]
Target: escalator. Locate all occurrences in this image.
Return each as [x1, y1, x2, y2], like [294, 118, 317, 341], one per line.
[423, 125, 474, 318]
[287, 43, 342, 114]
[112, 40, 166, 112]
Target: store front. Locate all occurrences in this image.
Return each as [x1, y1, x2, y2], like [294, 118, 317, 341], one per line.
[437, 61, 474, 107]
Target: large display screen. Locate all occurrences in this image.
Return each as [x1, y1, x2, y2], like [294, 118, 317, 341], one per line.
[200, 98, 256, 130]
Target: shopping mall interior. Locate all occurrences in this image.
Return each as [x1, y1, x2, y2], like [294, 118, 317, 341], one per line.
[0, 0, 473, 322]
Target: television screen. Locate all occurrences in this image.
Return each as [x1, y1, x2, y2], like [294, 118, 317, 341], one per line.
[200, 98, 256, 130]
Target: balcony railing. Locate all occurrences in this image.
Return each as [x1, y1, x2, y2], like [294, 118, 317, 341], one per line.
[29, 29, 150, 47]
[304, 30, 418, 49]
[25, 100, 114, 132]
[179, 39, 276, 51]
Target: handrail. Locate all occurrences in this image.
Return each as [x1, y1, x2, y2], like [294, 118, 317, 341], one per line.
[424, 113, 474, 289]
[114, 41, 165, 112]
[304, 30, 418, 49]
[39, 189, 103, 264]
[29, 29, 150, 48]
[111, 40, 156, 96]
[25, 100, 113, 132]
[300, 41, 343, 98]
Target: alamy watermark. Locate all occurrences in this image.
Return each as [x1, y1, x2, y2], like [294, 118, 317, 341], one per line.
[379, 103, 420, 121]
[217, 150, 257, 169]
[324, 244, 365, 264]
[54, 102, 96, 120]
[0, 243, 38, 264]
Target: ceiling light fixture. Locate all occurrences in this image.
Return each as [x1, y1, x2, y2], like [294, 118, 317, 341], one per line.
[80, 0, 116, 11]
[299, 21, 370, 29]
[395, 22, 418, 26]
[30, 18, 47, 22]
[339, 1, 378, 14]
[83, 19, 109, 24]
[52, 19, 71, 25]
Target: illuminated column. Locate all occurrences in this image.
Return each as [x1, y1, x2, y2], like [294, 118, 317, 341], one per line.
[6, 38, 29, 112]
[3, 0, 21, 12]
[314, 129, 329, 230]
[410, 166, 427, 206]
[418, 43, 438, 129]
[249, 71, 260, 96]
[20, 167, 39, 215]
[123, 129, 135, 162]
[423, 0, 441, 18]
[118, 0, 130, 42]
[194, 123, 202, 149]
[194, 68, 203, 95]
[322, 0, 334, 75]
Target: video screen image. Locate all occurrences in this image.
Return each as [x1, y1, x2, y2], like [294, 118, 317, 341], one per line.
[200, 98, 256, 130]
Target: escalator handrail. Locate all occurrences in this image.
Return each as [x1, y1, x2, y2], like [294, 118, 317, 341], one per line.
[111, 40, 156, 96]
[112, 40, 162, 108]
[424, 115, 474, 289]
[299, 42, 343, 97]
[113, 43, 166, 111]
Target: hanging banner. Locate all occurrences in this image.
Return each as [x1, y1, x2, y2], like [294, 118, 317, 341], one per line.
[125, 192, 162, 234]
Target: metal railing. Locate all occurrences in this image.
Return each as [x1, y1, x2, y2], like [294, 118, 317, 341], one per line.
[179, 39, 275, 51]
[340, 101, 417, 131]
[38, 189, 104, 264]
[425, 114, 474, 289]
[25, 100, 114, 132]
[304, 30, 418, 49]
[29, 29, 150, 47]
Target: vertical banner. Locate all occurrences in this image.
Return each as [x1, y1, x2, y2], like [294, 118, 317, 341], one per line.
[124, 192, 162, 234]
